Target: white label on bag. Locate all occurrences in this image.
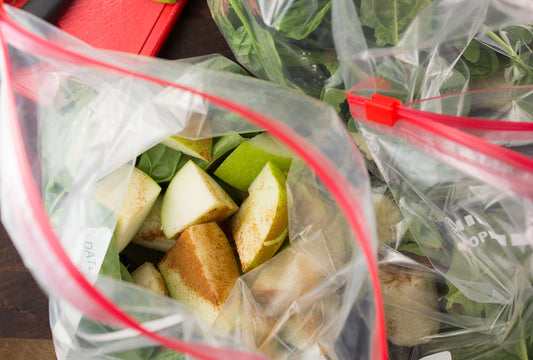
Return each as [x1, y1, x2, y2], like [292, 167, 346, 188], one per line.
[445, 214, 526, 248]
[419, 351, 452, 360]
[76, 227, 112, 275]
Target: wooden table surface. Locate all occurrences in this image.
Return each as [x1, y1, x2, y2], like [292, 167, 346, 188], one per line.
[0, 1, 232, 358]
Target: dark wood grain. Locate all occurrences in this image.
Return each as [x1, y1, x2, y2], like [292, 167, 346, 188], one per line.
[0, 0, 233, 358]
[0, 221, 55, 358]
[0, 338, 56, 359]
[159, 0, 234, 61]
[0, 270, 52, 338]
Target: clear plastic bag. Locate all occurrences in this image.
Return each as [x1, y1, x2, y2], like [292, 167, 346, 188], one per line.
[208, 0, 348, 116]
[332, 0, 533, 104]
[0, 4, 387, 360]
[332, 1, 533, 358]
[208, 0, 533, 120]
[348, 90, 533, 360]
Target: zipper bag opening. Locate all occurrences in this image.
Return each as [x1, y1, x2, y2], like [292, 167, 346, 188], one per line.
[0, 4, 389, 360]
[347, 92, 533, 201]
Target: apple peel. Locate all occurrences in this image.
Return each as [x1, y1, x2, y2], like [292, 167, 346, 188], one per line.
[231, 161, 289, 273]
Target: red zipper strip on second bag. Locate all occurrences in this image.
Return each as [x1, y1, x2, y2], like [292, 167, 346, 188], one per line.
[0, 5, 389, 360]
[407, 87, 533, 131]
[347, 93, 533, 200]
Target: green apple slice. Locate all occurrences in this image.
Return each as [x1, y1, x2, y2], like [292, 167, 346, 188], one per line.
[161, 160, 238, 238]
[247, 132, 293, 159]
[211, 133, 246, 162]
[131, 195, 176, 252]
[131, 262, 168, 297]
[161, 136, 212, 162]
[213, 132, 293, 191]
[157, 222, 240, 325]
[231, 161, 288, 272]
[115, 168, 162, 252]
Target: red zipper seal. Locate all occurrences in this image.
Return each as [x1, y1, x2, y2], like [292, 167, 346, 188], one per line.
[364, 94, 402, 127]
[354, 92, 533, 132]
[347, 92, 533, 199]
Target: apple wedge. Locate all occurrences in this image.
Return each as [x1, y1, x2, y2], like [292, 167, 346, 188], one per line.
[260, 310, 326, 359]
[161, 160, 239, 238]
[214, 133, 293, 191]
[157, 222, 240, 325]
[379, 264, 440, 346]
[251, 248, 326, 316]
[161, 136, 212, 162]
[372, 193, 403, 246]
[131, 195, 176, 252]
[114, 168, 162, 252]
[131, 262, 168, 297]
[231, 161, 288, 273]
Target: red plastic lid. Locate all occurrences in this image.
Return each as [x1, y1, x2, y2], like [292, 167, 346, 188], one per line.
[10, 0, 187, 56]
[5, 0, 26, 7]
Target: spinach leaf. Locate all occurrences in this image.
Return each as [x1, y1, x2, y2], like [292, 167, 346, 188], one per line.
[275, 0, 332, 41]
[175, 155, 209, 171]
[136, 144, 182, 184]
[396, 197, 446, 259]
[228, 25, 266, 76]
[99, 236, 134, 282]
[374, 60, 409, 94]
[43, 168, 73, 220]
[224, 0, 288, 85]
[212, 0, 330, 95]
[359, 0, 431, 46]
[211, 133, 246, 161]
[483, 25, 533, 83]
[503, 25, 533, 50]
[514, 52, 533, 85]
[99, 236, 122, 280]
[150, 349, 185, 360]
[462, 39, 481, 64]
[113, 348, 155, 360]
[323, 87, 347, 112]
[462, 40, 499, 80]
[120, 262, 133, 282]
[195, 55, 248, 75]
[444, 276, 502, 318]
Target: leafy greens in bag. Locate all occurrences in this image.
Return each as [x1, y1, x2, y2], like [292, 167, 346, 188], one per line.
[211, 0, 533, 123]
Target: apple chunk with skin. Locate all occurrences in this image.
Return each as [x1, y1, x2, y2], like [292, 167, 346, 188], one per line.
[214, 132, 293, 191]
[132, 195, 176, 252]
[158, 222, 240, 325]
[115, 168, 161, 252]
[161, 160, 238, 238]
[231, 161, 288, 273]
[131, 262, 168, 297]
[161, 136, 212, 162]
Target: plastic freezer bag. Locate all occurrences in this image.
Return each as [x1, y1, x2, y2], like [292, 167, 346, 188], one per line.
[331, 0, 533, 359]
[208, 0, 351, 118]
[209, 0, 533, 121]
[332, 0, 533, 105]
[208, 0, 336, 96]
[330, 0, 533, 180]
[347, 90, 533, 360]
[0, 4, 388, 360]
